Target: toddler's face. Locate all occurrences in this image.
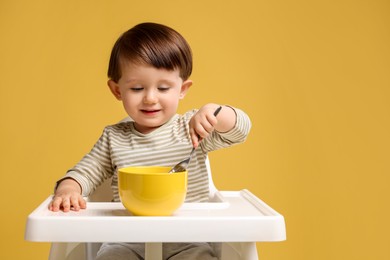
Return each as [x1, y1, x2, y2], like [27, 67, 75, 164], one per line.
[109, 62, 191, 134]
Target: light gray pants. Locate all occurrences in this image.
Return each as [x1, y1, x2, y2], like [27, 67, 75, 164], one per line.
[96, 242, 220, 260]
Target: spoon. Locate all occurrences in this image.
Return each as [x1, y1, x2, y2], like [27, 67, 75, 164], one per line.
[169, 106, 222, 173]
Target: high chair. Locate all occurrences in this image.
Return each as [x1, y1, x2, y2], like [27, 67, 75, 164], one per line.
[47, 158, 263, 260]
[26, 159, 285, 259]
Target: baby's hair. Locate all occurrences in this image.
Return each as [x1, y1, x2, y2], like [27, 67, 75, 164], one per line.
[108, 22, 193, 82]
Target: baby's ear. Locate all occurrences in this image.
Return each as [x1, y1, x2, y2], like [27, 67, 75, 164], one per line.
[179, 80, 193, 99]
[108, 80, 122, 100]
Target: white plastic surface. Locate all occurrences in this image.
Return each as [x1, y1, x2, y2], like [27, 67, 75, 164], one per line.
[25, 190, 286, 243]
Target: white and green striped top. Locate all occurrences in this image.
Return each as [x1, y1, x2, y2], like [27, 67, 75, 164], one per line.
[63, 107, 251, 203]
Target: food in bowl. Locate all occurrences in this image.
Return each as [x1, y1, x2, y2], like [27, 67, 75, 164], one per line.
[118, 166, 187, 216]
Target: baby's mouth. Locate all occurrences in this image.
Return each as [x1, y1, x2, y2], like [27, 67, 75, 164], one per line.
[141, 109, 160, 115]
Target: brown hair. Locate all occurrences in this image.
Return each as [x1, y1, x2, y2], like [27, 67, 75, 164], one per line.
[108, 22, 193, 82]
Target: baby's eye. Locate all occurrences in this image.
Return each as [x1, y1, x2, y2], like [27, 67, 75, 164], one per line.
[130, 87, 143, 92]
[158, 86, 170, 92]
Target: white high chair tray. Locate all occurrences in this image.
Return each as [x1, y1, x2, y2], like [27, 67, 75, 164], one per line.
[25, 189, 286, 243]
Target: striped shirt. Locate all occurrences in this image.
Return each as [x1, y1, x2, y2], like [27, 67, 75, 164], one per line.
[63, 107, 251, 202]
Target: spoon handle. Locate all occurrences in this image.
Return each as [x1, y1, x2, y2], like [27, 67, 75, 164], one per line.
[213, 105, 222, 116]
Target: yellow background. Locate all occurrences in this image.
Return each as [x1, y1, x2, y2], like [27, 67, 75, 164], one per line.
[1, 0, 389, 259]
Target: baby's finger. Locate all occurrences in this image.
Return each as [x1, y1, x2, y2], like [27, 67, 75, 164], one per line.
[79, 197, 87, 209]
[189, 128, 200, 148]
[70, 196, 81, 211]
[194, 123, 210, 139]
[49, 196, 62, 212]
[61, 198, 71, 212]
[201, 120, 215, 135]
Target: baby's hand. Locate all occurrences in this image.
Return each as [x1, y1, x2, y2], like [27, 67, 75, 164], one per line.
[48, 178, 86, 212]
[189, 104, 221, 148]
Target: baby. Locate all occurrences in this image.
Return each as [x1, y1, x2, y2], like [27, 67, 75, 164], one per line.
[49, 22, 251, 260]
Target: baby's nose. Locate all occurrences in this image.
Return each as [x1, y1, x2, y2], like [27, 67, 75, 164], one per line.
[143, 90, 158, 104]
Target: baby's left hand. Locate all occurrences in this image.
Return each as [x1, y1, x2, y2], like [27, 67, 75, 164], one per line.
[189, 104, 221, 148]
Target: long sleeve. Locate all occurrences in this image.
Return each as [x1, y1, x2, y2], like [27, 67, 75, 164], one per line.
[64, 128, 115, 196]
[55, 108, 251, 202]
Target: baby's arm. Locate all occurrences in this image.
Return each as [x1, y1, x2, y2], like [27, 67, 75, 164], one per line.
[49, 178, 86, 212]
[189, 104, 237, 148]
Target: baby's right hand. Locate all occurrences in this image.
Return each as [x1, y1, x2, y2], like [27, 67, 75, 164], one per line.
[48, 178, 86, 212]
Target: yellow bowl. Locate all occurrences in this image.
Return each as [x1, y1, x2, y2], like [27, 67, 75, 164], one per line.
[118, 166, 187, 216]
